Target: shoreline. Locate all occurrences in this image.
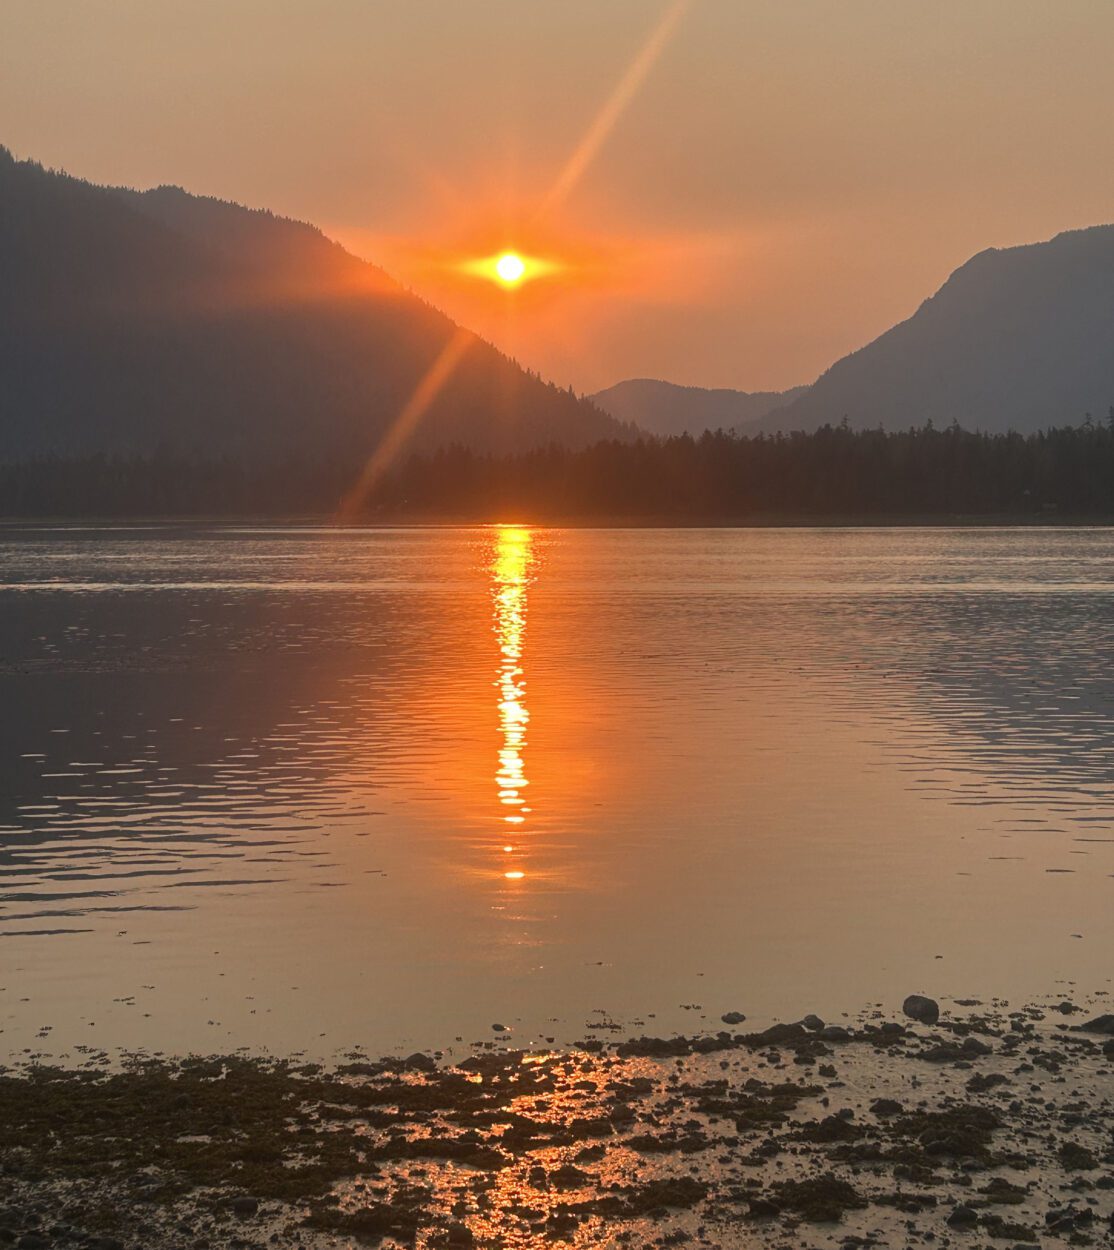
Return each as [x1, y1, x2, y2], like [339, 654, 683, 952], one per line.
[3, 991, 1112, 1249]
[5, 515, 1114, 529]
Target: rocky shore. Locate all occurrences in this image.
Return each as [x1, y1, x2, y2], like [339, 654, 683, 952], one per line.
[1, 994, 1112, 1249]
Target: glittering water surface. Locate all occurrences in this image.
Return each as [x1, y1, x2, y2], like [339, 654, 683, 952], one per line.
[1, 525, 1112, 1060]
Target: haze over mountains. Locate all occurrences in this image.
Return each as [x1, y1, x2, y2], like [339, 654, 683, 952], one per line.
[0, 148, 623, 463]
[589, 379, 808, 437]
[600, 226, 1114, 439]
[3, 145, 1112, 468]
[757, 225, 1114, 435]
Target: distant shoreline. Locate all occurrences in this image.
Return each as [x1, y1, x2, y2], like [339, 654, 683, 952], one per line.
[4, 513, 1114, 529]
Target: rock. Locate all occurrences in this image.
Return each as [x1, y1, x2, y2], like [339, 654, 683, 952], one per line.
[1078, 1013, 1114, 1034]
[753, 1023, 807, 1044]
[966, 1072, 1009, 1093]
[16, 1237, 50, 1250]
[800, 1114, 860, 1143]
[720, 1011, 746, 1025]
[491, 1023, 508, 1032]
[961, 1036, 993, 1057]
[946, 1203, 978, 1228]
[903, 994, 940, 1025]
[1046, 1205, 1094, 1232]
[870, 1098, 905, 1116]
[979, 1177, 1028, 1205]
[819, 1025, 851, 1042]
[1055, 1000, 1078, 1014]
[403, 1051, 437, 1073]
[230, 1197, 258, 1218]
[919, 1043, 966, 1062]
[771, 1175, 867, 1222]
[801, 1014, 825, 1031]
[1058, 1141, 1098, 1171]
[747, 1197, 782, 1217]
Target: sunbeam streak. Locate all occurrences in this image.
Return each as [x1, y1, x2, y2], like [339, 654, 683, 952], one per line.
[538, 0, 693, 218]
[336, 326, 474, 520]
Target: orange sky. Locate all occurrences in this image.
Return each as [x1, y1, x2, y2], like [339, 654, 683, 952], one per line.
[4, 1, 1114, 394]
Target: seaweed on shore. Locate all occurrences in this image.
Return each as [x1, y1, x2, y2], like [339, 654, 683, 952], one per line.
[1, 996, 1111, 1249]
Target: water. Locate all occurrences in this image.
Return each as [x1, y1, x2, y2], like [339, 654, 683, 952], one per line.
[1, 525, 1111, 1062]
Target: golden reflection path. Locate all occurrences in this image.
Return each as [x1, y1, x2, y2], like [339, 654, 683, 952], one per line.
[491, 528, 535, 881]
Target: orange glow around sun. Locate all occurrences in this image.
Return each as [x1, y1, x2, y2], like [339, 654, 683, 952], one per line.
[459, 249, 560, 288]
[326, 0, 700, 387]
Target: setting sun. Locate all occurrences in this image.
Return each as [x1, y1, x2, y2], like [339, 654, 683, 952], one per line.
[457, 249, 561, 288]
[495, 252, 526, 285]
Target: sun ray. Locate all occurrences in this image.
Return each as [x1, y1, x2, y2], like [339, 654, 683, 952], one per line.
[538, 0, 693, 218]
[335, 326, 474, 520]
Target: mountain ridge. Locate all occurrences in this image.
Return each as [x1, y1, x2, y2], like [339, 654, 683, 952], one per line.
[756, 223, 1114, 434]
[589, 378, 809, 437]
[0, 147, 626, 463]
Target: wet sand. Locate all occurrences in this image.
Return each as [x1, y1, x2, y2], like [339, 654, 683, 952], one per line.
[2, 991, 1112, 1249]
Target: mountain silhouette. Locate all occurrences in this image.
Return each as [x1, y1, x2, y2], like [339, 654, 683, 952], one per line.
[0, 148, 625, 463]
[589, 378, 808, 437]
[758, 225, 1114, 434]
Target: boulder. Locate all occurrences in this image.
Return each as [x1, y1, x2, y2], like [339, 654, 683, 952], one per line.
[902, 994, 940, 1025]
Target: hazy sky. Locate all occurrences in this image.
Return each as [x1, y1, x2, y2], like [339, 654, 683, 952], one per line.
[4, 1, 1114, 394]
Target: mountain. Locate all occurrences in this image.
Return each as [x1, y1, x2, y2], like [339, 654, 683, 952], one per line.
[589, 378, 809, 437]
[0, 148, 625, 463]
[758, 225, 1114, 435]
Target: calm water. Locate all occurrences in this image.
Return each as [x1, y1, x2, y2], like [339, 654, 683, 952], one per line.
[1, 525, 1112, 1061]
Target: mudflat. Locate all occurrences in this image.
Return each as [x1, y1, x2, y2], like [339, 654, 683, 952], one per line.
[2, 993, 1111, 1248]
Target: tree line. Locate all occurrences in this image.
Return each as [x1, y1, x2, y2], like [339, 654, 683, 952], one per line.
[4, 419, 1114, 520]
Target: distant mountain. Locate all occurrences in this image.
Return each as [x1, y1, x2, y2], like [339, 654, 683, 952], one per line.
[589, 378, 809, 437]
[0, 148, 625, 463]
[758, 225, 1114, 435]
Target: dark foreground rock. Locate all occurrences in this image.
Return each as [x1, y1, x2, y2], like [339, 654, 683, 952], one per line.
[0, 992, 1111, 1249]
[902, 993, 941, 1025]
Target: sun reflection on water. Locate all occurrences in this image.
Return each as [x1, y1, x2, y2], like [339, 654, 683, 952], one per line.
[491, 528, 535, 880]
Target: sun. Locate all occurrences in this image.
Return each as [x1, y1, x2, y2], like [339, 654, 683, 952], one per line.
[456, 249, 561, 287]
[495, 252, 527, 285]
